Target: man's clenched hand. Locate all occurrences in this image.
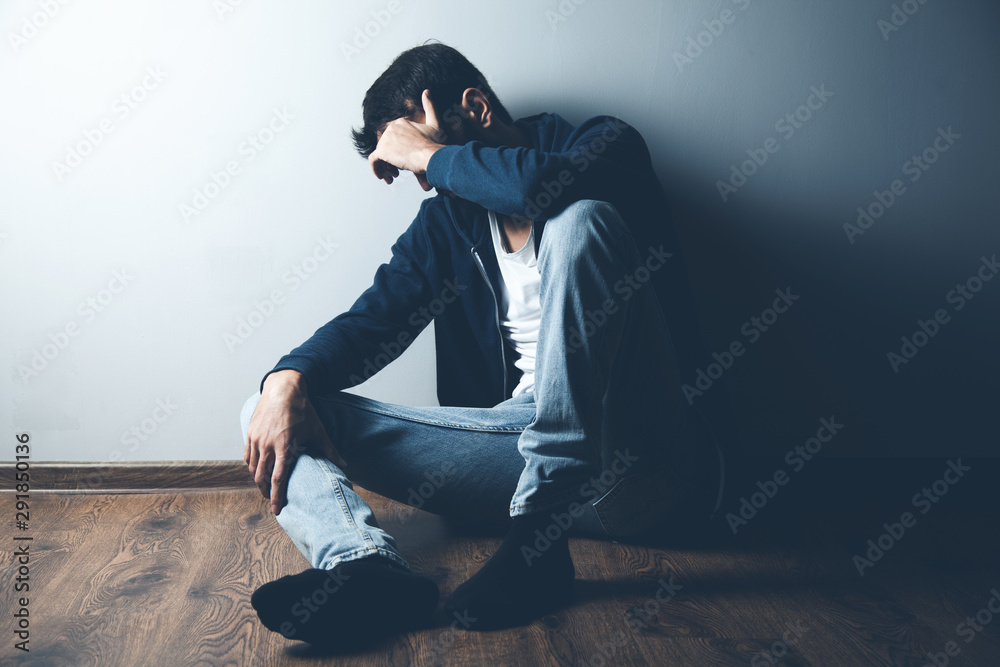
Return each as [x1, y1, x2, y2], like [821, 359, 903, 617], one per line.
[369, 89, 445, 185]
[244, 370, 345, 515]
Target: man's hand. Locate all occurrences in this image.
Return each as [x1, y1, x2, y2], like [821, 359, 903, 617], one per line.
[244, 369, 346, 515]
[369, 89, 445, 185]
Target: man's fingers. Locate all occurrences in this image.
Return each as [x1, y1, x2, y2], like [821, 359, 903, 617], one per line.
[421, 89, 439, 130]
[254, 451, 272, 500]
[370, 148, 402, 181]
[248, 439, 260, 476]
[370, 154, 394, 184]
[378, 160, 400, 183]
[270, 454, 289, 515]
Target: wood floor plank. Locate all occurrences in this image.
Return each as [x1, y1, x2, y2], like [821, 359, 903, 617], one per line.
[3, 458, 998, 666]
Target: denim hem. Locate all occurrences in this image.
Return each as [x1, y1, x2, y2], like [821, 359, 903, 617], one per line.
[508, 487, 590, 518]
[323, 546, 410, 572]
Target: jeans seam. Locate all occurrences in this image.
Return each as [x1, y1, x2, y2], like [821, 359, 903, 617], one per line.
[317, 458, 376, 550]
[319, 395, 530, 433]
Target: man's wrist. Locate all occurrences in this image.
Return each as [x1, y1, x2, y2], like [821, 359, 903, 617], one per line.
[263, 369, 307, 395]
[421, 144, 443, 173]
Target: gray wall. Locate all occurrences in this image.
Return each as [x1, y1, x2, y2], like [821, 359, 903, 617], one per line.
[2, 0, 996, 461]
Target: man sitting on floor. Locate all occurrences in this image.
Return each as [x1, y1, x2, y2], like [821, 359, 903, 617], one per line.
[241, 42, 723, 649]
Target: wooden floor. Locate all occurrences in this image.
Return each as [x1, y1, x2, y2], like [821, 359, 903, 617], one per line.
[2, 459, 999, 666]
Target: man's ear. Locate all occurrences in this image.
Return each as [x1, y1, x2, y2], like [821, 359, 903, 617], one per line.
[460, 88, 493, 129]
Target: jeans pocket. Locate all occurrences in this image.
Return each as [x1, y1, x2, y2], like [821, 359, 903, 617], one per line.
[593, 466, 695, 537]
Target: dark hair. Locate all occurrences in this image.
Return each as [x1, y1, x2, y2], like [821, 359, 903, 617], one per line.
[351, 42, 513, 158]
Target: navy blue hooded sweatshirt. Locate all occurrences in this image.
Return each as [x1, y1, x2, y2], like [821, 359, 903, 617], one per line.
[263, 112, 706, 410]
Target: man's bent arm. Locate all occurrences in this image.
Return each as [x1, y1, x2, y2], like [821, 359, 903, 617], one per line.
[426, 115, 651, 220]
[261, 203, 439, 396]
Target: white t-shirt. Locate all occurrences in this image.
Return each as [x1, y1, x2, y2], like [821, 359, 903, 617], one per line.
[488, 210, 541, 397]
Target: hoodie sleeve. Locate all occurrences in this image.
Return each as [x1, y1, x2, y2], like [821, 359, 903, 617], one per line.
[261, 203, 438, 395]
[425, 115, 649, 220]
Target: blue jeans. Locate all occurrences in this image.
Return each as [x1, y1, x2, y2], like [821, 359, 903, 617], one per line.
[240, 200, 715, 572]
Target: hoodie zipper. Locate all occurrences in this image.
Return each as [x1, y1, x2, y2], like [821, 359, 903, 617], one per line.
[471, 247, 508, 401]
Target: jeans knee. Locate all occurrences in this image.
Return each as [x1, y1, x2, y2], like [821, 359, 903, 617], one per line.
[538, 200, 632, 276]
[569, 199, 620, 222]
[240, 392, 261, 446]
[568, 200, 627, 232]
[540, 200, 628, 257]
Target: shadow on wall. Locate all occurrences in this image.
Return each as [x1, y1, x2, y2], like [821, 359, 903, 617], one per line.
[553, 1, 999, 458]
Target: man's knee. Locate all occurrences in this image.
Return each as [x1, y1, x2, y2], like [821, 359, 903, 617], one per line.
[539, 199, 629, 262]
[555, 199, 626, 235]
[240, 392, 261, 446]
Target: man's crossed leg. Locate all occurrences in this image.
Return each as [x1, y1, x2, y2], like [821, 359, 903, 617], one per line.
[241, 201, 711, 647]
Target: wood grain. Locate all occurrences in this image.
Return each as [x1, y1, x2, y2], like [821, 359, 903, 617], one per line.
[1, 458, 997, 665]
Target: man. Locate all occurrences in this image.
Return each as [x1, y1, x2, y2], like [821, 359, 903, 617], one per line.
[241, 42, 723, 649]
